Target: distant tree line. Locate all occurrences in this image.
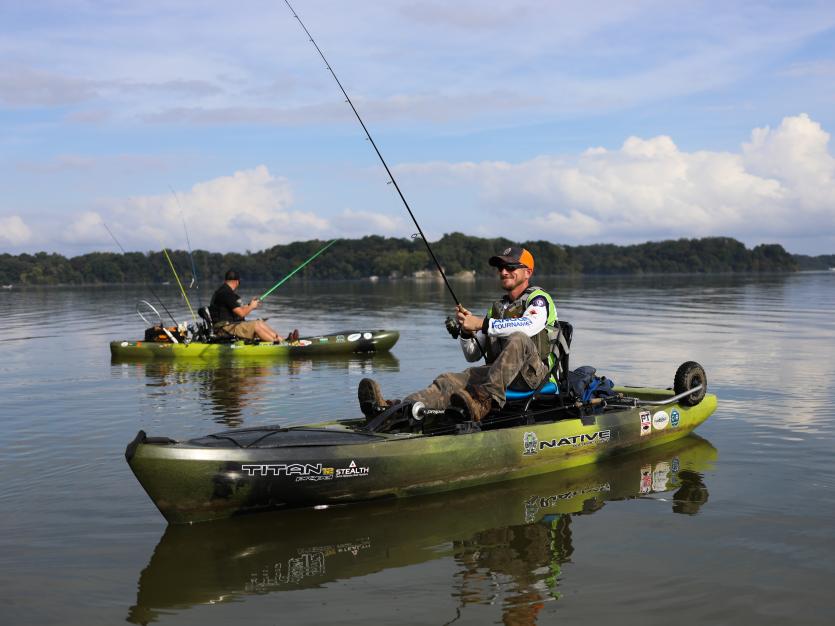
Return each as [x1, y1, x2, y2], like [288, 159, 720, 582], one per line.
[0, 234, 816, 286]
[793, 253, 835, 271]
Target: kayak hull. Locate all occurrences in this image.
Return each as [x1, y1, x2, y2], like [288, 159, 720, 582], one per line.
[127, 387, 717, 524]
[110, 329, 399, 359]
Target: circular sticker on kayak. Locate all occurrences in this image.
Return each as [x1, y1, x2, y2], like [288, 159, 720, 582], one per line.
[120, 341, 128, 347]
[362, 332, 372, 340]
[652, 410, 670, 430]
[347, 333, 361, 342]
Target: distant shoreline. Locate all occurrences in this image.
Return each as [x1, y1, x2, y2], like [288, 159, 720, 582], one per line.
[2, 234, 833, 286]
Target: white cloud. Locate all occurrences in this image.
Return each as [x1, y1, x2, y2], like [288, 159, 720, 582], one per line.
[0, 215, 32, 245]
[102, 165, 329, 252]
[398, 114, 835, 245]
[332, 208, 405, 236]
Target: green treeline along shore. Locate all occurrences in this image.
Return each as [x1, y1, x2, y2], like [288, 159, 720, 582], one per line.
[1, 233, 833, 286]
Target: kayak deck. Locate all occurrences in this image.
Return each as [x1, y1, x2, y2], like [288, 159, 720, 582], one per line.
[110, 329, 399, 359]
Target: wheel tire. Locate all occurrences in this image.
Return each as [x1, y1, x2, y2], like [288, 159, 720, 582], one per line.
[674, 361, 707, 407]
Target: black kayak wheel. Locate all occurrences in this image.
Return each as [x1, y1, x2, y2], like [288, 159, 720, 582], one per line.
[674, 361, 707, 406]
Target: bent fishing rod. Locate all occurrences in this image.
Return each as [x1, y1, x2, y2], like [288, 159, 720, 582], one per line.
[259, 239, 337, 301]
[283, 0, 462, 308]
[102, 222, 179, 326]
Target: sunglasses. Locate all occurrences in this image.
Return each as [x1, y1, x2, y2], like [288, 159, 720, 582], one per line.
[498, 263, 526, 272]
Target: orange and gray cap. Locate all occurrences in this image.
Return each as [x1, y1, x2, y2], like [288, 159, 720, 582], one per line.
[488, 247, 534, 272]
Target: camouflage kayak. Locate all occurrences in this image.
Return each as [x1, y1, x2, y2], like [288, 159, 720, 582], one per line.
[110, 329, 399, 359]
[126, 374, 717, 524]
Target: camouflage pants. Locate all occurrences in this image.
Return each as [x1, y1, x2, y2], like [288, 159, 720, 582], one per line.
[404, 332, 549, 409]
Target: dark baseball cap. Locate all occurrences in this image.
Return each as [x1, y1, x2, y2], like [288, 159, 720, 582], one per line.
[224, 269, 241, 281]
[488, 247, 535, 272]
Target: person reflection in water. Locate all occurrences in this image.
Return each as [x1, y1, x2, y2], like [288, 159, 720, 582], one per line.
[201, 364, 272, 428]
[453, 515, 574, 625]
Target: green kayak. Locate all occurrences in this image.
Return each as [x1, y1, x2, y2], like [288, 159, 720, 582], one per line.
[126, 362, 716, 524]
[110, 329, 399, 359]
[128, 433, 716, 621]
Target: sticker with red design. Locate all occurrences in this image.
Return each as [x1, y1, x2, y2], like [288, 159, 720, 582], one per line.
[640, 410, 651, 436]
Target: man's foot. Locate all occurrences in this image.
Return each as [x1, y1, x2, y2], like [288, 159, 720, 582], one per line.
[450, 386, 493, 422]
[358, 378, 394, 418]
[285, 329, 299, 342]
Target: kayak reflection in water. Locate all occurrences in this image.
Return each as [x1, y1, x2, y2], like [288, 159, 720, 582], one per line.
[209, 270, 298, 343]
[126, 435, 715, 625]
[359, 246, 557, 422]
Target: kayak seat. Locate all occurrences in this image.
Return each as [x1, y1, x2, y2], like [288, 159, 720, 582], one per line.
[505, 381, 558, 400]
[504, 320, 573, 407]
[196, 306, 215, 341]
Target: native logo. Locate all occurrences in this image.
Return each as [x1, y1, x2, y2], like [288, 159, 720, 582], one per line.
[640, 411, 651, 436]
[503, 247, 512, 255]
[670, 409, 680, 428]
[652, 410, 670, 430]
[539, 430, 611, 449]
[523, 431, 539, 455]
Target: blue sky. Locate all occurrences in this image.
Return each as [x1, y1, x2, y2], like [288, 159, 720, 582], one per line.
[1, 0, 834, 255]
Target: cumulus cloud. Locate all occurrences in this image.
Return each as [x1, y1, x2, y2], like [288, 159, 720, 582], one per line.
[0, 215, 32, 245]
[99, 165, 329, 252]
[398, 114, 835, 245]
[332, 208, 405, 237]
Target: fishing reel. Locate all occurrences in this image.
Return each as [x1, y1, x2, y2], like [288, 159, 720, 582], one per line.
[444, 316, 460, 339]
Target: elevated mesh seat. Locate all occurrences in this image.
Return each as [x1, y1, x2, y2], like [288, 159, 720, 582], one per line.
[504, 320, 573, 403]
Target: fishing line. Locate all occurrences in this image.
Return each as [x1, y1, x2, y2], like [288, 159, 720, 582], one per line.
[282, 0, 461, 307]
[168, 185, 202, 306]
[259, 239, 338, 301]
[102, 221, 179, 325]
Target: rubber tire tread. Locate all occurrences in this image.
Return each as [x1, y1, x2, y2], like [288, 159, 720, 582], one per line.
[674, 361, 707, 407]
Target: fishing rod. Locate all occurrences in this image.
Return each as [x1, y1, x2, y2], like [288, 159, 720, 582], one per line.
[259, 239, 337, 301]
[283, 0, 461, 307]
[160, 245, 197, 324]
[102, 222, 179, 326]
[168, 185, 202, 305]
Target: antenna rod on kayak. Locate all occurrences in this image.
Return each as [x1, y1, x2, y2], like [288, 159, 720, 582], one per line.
[283, 0, 461, 307]
[259, 239, 337, 301]
[169, 185, 202, 307]
[102, 222, 179, 326]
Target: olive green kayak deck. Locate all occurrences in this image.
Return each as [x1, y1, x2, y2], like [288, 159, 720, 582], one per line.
[110, 329, 399, 359]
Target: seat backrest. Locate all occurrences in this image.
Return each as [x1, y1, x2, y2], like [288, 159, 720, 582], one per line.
[198, 306, 212, 325]
[552, 320, 573, 384]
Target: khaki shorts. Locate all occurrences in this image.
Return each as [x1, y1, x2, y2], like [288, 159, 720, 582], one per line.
[215, 321, 259, 340]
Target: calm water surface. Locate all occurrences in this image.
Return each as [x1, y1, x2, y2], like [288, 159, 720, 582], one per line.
[1, 273, 834, 625]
